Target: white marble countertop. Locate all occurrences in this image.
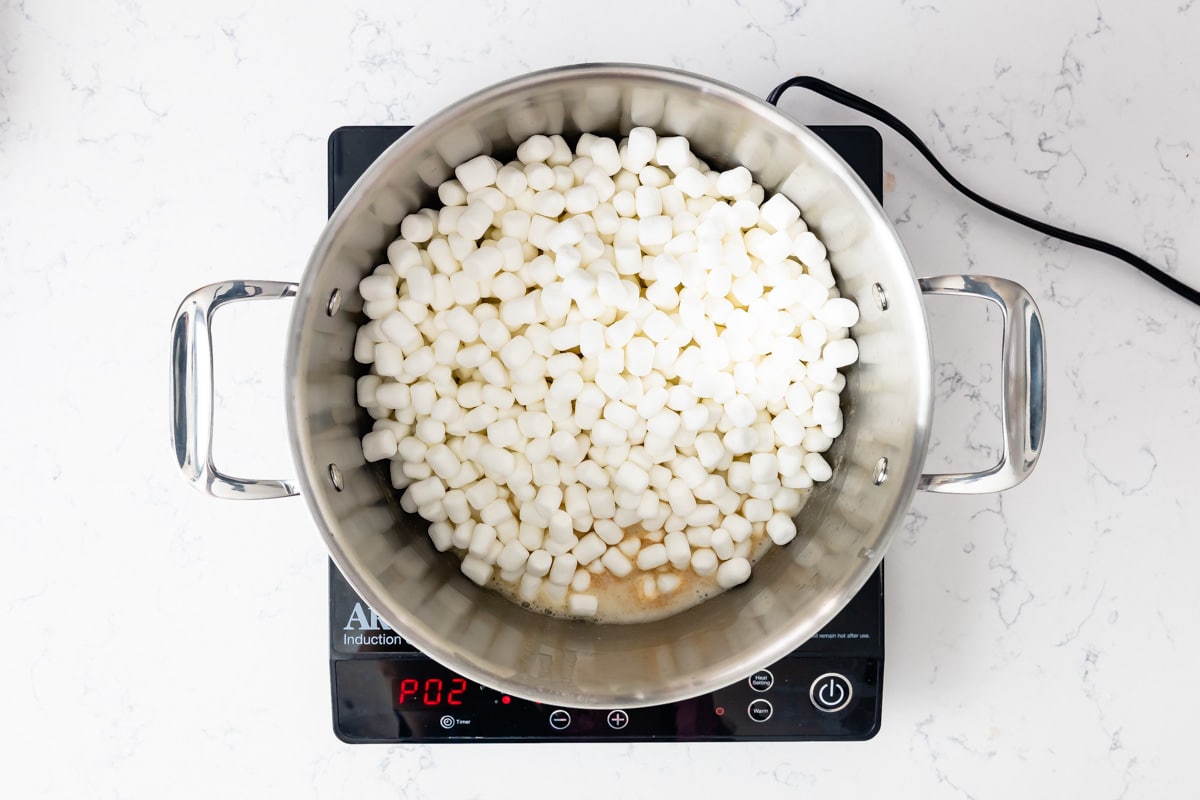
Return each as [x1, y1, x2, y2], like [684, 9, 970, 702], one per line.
[4, 0, 1199, 797]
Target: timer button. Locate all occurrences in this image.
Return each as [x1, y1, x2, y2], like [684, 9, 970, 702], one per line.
[748, 669, 774, 692]
[810, 673, 853, 713]
[747, 699, 773, 722]
[548, 709, 572, 730]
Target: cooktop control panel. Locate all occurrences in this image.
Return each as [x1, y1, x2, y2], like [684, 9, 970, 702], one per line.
[330, 561, 882, 743]
[327, 124, 886, 743]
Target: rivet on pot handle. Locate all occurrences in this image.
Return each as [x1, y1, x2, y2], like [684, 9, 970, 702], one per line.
[170, 280, 301, 500]
[917, 275, 1046, 494]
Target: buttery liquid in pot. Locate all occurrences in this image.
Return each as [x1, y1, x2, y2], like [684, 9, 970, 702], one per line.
[485, 525, 781, 623]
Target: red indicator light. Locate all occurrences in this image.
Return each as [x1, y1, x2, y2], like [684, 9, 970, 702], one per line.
[715, 706, 725, 716]
[501, 695, 511, 705]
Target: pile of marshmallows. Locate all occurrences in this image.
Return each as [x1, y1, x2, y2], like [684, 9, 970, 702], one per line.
[355, 127, 859, 620]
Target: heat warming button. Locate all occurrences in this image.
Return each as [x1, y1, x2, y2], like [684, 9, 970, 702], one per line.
[747, 699, 774, 722]
[548, 709, 572, 730]
[748, 669, 774, 692]
[810, 673, 853, 713]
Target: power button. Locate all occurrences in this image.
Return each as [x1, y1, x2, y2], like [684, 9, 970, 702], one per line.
[809, 673, 853, 712]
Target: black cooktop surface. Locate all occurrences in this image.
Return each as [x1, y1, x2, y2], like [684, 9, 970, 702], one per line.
[328, 124, 884, 743]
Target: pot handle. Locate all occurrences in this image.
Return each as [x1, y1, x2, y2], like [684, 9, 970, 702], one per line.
[917, 275, 1046, 494]
[170, 280, 301, 500]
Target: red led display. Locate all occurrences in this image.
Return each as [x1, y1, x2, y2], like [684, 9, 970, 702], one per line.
[397, 677, 468, 707]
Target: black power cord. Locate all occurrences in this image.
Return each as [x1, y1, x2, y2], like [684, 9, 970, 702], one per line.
[767, 76, 1200, 308]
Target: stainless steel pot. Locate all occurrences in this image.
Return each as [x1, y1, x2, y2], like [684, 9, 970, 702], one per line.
[170, 64, 1045, 708]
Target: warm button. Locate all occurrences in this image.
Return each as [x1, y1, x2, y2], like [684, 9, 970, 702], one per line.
[747, 699, 774, 722]
[810, 673, 853, 713]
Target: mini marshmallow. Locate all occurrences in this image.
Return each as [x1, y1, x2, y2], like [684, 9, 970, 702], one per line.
[822, 337, 859, 368]
[588, 521, 620, 547]
[525, 161, 555, 190]
[517, 135, 554, 165]
[568, 593, 598, 617]
[758, 193, 801, 232]
[635, 185, 663, 218]
[624, 337, 655, 377]
[792, 231, 827, 265]
[715, 166, 753, 198]
[815, 297, 860, 328]
[518, 573, 543, 601]
[724, 395, 757, 428]
[496, 165, 528, 198]
[551, 164, 574, 191]
[525, 549, 553, 577]
[600, 547, 633, 577]
[359, 273, 398, 303]
[413, 417, 445, 445]
[766, 512, 798, 546]
[691, 548, 718, 577]
[532, 189, 566, 218]
[547, 135, 572, 166]
[710, 528, 735, 560]
[361, 429, 397, 462]
[456, 203, 495, 242]
[400, 213, 435, 243]
[611, 461, 649, 494]
[803, 452, 833, 482]
[750, 452, 780, 485]
[626, 126, 658, 168]
[716, 557, 751, 589]
[722, 516, 753, 546]
[665, 479, 697, 517]
[588, 488, 617, 520]
[467, 520, 499, 559]
[496, 541, 530, 572]
[652, 136, 689, 169]
[565, 184, 599, 215]
[447, 520, 474, 550]
[548, 553, 578, 585]
[547, 218, 585, 251]
[664, 531, 691, 569]
[674, 166, 709, 198]
[571, 568, 590, 594]
[589, 137, 622, 175]
[597, 398, 634, 430]
[742, 498, 774, 522]
[723, 427, 758, 455]
[637, 215, 673, 247]
[636, 543, 668, 571]
[437, 179, 469, 207]
[460, 555, 493, 586]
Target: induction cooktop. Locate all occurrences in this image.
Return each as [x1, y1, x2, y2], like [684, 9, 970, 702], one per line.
[328, 124, 885, 743]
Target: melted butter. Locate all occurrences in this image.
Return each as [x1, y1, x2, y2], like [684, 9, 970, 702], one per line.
[486, 530, 777, 624]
